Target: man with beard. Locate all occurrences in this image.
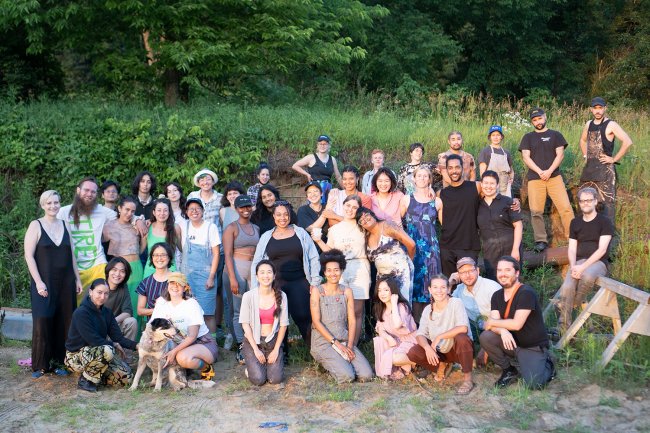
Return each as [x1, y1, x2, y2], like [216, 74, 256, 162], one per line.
[437, 131, 476, 189]
[58, 177, 145, 299]
[557, 187, 613, 332]
[438, 154, 481, 278]
[480, 256, 555, 389]
[451, 257, 501, 340]
[519, 108, 575, 252]
[578, 97, 633, 224]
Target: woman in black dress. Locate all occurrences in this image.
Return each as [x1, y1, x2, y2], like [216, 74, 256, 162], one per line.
[24, 190, 82, 377]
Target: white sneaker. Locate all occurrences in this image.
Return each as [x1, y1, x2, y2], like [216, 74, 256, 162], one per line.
[223, 334, 233, 350]
[244, 368, 248, 378]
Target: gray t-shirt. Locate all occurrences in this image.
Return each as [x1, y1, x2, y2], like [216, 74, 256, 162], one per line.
[417, 297, 472, 341]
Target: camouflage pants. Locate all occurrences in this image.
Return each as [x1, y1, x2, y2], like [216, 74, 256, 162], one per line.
[64, 345, 133, 386]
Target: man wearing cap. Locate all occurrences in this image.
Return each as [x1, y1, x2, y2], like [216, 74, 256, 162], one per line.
[479, 125, 514, 198]
[579, 97, 633, 223]
[451, 257, 501, 339]
[519, 108, 575, 252]
[437, 131, 476, 190]
[480, 256, 555, 389]
[292, 134, 343, 204]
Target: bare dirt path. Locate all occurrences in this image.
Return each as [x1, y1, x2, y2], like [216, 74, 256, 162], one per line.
[1, 346, 647, 433]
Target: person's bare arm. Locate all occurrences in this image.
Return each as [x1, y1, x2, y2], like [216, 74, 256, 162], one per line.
[223, 224, 239, 295]
[292, 154, 315, 181]
[579, 121, 590, 157]
[24, 221, 46, 295]
[399, 194, 410, 218]
[521, 149, 544, 176]
[604, 121, 633, 164]
[511, 220, 523, 261]
[385, 222, 416, 259]
[571, 235, 612, 279]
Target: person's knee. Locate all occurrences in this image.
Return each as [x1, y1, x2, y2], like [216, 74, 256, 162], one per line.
[479, 330, 498, 348]
[333, 370, 355, 383]
[103, 345, 116, 361]
[248, 369, 267, 386]
[454, 334, 473, 353]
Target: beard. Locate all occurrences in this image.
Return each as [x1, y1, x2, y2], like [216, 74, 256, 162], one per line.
[71, 194, 97, 226]
[534, 121, 546, 130]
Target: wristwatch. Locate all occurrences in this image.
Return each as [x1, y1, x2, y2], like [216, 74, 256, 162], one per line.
[330, 337, 337, 345]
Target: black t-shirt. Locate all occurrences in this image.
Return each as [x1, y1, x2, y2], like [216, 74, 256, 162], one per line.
[518, 129, 568, 181]
[440, 181, 480, 250]
[477, 194, 522, 243]
[296, 204, 328, 244]
[570, 213, 614, 263]
[491, 284, 549, 349]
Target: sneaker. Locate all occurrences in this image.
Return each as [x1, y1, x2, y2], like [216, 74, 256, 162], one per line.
[534, 241, 548, 252]
[495, 366, 519, 388]
[78, 376, 98, 392]
[236, 344, 245, 365]
[31, 369, 46, 379]
[223, 334, 234, 351]
[201, 363, 215, 381]
[53, 368, 69, 376]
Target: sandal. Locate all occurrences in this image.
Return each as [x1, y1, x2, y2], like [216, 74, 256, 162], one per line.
[433, 362, 452, 382]
[456, 381, 475, 395]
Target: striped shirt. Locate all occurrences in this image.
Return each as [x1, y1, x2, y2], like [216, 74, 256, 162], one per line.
[136, 276, 169, 309]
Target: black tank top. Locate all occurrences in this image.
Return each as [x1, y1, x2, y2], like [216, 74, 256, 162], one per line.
[266, 234, 304, 281]
[440, 181, 481, 250]
[307, 153, 334, 181]
[588, 119, 615, 156]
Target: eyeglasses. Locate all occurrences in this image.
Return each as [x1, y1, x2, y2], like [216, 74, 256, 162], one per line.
[458, 269, 476, 276]
[357, 214, 373, 226]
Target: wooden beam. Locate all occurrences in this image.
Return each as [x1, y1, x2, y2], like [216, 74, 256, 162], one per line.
[523, 247, 569, 268]
[595, 277, 650, 304]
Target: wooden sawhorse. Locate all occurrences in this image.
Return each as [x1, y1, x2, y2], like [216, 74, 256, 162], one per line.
[555, 276, 650, 369]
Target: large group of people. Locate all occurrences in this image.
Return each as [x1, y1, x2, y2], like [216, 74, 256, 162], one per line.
[24, 100, 632, 395]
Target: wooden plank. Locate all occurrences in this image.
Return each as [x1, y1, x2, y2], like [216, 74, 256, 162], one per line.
[588, 290, 620, 321]
[595, 276, 650, 304]
[543, 288, 561, 320]
[598, 304, 650, 368]
[555, 287, 604, 349]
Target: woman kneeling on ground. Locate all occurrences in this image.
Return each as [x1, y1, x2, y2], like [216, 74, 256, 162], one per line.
[64, 278, 138, 392]
[150, 272, 218, 380]
[310, 249, 374, 383]
[407, 274, 475, 395]
[239, 260, 289, 386]
[373, 275, 418, 380]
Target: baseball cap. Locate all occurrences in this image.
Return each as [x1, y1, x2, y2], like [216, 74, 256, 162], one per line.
[185, 197, 204, 209]
[304, 181, 323, 191]
[529, 108, 545, 119]
[234, 195, 253, 208]
[488, 125, 504, 136]
[456, 257, 477, 270]
[590, 97, 606, 107]
[317, 135, 331, 143]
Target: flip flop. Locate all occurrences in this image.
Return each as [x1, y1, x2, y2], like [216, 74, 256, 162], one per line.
[18, 358, 32, 367]
[456, 381, 475, 395]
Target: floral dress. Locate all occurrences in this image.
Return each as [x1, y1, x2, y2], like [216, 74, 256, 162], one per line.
[404, 195, 441, 303]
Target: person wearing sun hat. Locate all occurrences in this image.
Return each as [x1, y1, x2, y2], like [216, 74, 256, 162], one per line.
[479, 125, 514, 198]
[578, 96, 633, 224]
[187, 168, 228, 341]
[150, 271, 219, 381]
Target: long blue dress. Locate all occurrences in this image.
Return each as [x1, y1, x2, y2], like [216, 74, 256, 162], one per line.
[404, 195, 441, 303]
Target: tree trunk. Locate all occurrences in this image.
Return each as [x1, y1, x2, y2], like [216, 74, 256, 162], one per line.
[164, 68, 180, 107]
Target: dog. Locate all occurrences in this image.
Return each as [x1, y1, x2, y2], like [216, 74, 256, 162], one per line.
[129, 318, 215, 391]
[130, 319, 188, 391]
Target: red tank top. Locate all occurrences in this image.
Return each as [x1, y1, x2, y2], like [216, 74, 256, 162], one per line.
[259, 304, 276, 325]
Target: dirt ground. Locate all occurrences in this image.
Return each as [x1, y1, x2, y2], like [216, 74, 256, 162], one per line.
[0, 344, 647, 433]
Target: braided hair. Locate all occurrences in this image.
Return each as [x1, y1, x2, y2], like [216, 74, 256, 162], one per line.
[428, 273, 450, 320]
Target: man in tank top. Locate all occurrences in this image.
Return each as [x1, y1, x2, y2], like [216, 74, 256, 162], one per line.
[578, 97, 633, 224]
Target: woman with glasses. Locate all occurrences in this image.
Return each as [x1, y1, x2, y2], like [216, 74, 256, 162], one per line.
[477, 171, 523, 280]
[136, 242, 174, 321]
[179, 197, 221, 333]
[356, 207, 415, 303]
